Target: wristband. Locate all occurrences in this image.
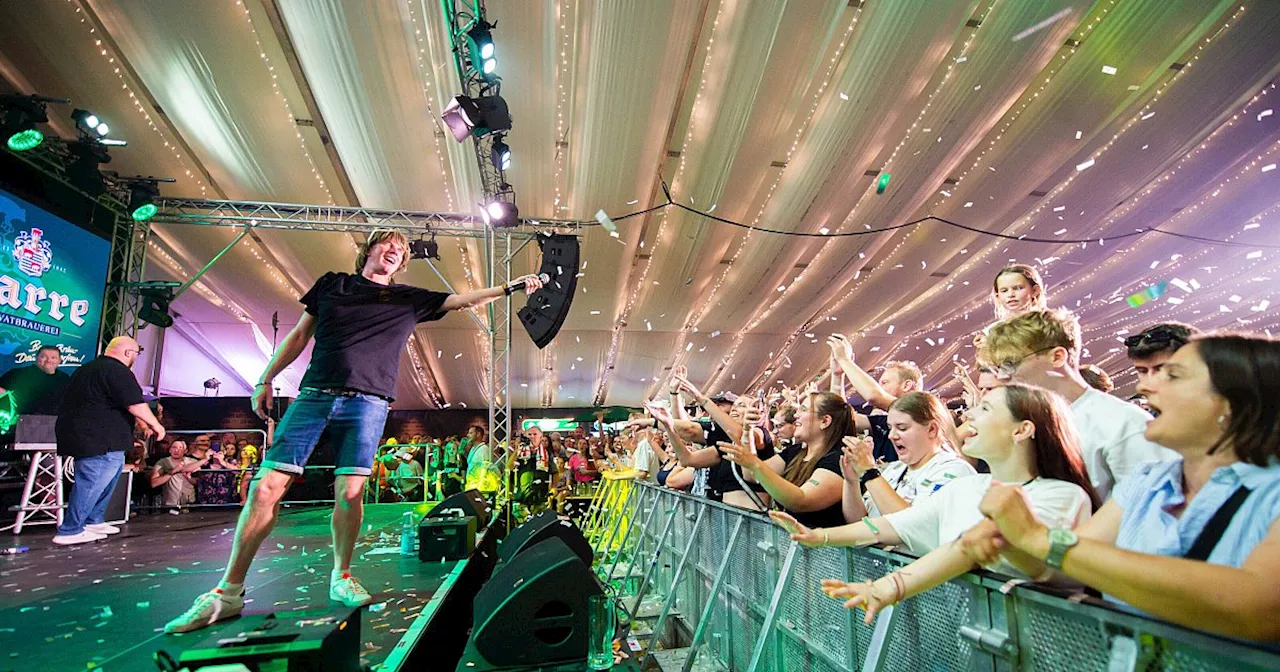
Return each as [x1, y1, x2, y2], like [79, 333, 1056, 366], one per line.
[859, 468, 881, 486]
[255, 382, 270, 388]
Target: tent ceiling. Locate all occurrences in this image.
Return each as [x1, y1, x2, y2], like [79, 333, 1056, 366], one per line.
[2, 0, 1279, 409]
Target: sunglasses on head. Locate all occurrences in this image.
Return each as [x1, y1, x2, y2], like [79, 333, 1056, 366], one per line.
[1124, 327, 1186, 349]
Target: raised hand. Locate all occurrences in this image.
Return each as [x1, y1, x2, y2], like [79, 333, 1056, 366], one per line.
[819, 578, 897, 624]
[717, 440, 763, 471]
[673, 374, 705, 401]
[826, 333, 854, 363]
[644, 402, 674, 427]
[768, 511, 825, 547]
[841, 435, 877, 476]
[952, 362, 982, 407]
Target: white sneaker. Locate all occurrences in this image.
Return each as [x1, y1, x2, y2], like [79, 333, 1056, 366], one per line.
[164, 589, 245, 634]
[329, 573, 373, 607]
[85, 523, 121, 535]
[52, 530, 107, 545]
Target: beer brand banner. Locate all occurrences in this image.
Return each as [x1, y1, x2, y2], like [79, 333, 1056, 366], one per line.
[0, 189, 111, 375]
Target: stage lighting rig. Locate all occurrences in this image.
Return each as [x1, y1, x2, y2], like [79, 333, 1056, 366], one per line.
[480, 193, 519, 228]
[409, 233, 441, 261]
[134, 281, 179, 328]
[119, 177, 173, 222]
[441, 94, 512, 142]
[65, 140, 112, 197]
[71, 108, 111, 139]
[1, 93, 67, 152]
[491, 135, 511, 170]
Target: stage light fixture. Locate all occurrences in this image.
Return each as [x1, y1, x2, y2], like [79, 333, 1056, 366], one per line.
[138, 285, 175, 328]
[128, 182, 160, 221]
[492, 136, 511, 170]
[72, 109, 111, 138]
[1, 95, 51, 152]
[441, 94, 511, 142]
[481, 198, 519, 228]
[409, 234, 441, 261]
[65, 141, 111, 197]
[467, 21, 496, 61]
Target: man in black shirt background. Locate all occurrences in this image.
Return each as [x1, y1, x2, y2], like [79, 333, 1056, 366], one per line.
[166, 230, 544, 634]
[0, 345, 71, 416]
[54, 336, 165, 545]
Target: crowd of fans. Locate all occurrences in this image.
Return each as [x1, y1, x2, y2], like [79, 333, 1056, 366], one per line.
[613, 263, 1280, 643]
[127, 432, 262, 512]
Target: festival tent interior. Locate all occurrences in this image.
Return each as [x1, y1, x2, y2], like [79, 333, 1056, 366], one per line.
[2, 0, 1279, 412]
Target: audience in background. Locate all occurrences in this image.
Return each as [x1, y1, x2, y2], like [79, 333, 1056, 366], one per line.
[778, 384, 1098, 622]
[960, 333, 1280, 641]
[829, 334, 922, 463]
[151, 440, 199, 513]
[982, 308, 1173, 499]
[842, 391, 975, 521]
[1125, 321, 1200, 390]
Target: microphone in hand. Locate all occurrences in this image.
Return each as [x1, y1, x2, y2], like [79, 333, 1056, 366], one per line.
[506, 273, 550, 295]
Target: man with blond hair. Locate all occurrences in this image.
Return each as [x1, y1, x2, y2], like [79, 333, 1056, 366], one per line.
[828, 333, 925, 461]
[166, 230, 544, 633]
[981, 308, 1173, 499]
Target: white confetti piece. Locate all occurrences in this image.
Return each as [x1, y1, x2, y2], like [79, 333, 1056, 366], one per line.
[964, 202, 973, 208]
[1074, 131, 1082, 140]
[1258, 109, 1273, 121]
[1053, 205, 1066, 212]
[1149, 260, 1160, 269]
[1190, 279, 1202, 290]
[839, 92, 849, 100]
[1141, 112, 1155, 120]
[1247, 251, 1263, 259]
[1230, 295, 1242, 303]
[870, 346, 881, 352]
[454, 353, 463, 359]
[1170, 278, 1192, 292]
[1101, 65, 1117, 75]
[1012, 7, 1073, 41]
[819, 227, 830, 235]
[590, 310, 600, 315]
[1076, 159, 1095, 171]
[887, 325, 895, 335]
[1220, 305, 1232, 313]
[1054, 228, 1068, 235]
[1166, 297, 1183, 305]
[1252, 300, 1270, 312]
[594, 209, 616, 233]
[1262, 164, 1277, 173]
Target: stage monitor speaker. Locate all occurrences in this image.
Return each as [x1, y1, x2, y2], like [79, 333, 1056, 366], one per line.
[471, 537, 603, 668]
[419, 513, 476, 562]
[176, 607, 360, 672]
[518, 234, 579, 349]
[498, 510, 592, 567]
[427, 489, 492, 532]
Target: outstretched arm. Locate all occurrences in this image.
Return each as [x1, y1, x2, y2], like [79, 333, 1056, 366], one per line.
[440, 274, 544, 312]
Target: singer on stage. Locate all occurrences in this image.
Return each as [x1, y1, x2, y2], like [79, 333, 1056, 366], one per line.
[165, 230, 544, 634]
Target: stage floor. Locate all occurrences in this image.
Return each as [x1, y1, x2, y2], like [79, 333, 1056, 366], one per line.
[0, 503, 456, 671]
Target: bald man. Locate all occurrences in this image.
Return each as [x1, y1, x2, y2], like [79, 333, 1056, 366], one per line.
[54, 337, 165, 545]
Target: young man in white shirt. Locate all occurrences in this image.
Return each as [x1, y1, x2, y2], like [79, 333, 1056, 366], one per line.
[982, 308, 1175, 500]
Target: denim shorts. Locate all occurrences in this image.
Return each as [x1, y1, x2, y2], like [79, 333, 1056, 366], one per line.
[259, 388, 389, 477]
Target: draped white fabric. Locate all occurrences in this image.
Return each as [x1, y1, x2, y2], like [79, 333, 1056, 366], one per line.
[1, 0, 1278, 409]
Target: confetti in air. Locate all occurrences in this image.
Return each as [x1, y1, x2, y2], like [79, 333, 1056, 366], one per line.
[1011, 7, 1073, 42]
[1125, 282, 1169, 308]
[1101, 65, 1117, 75]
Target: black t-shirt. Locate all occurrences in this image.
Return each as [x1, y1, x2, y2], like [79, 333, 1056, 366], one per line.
[707, 426, 775, 501]
[55, 357, 144, 458]
[0, 365, 71, 415]
[866, 413, 899, 463]
[299, 272, 451, 400]
[774, 444, 846, 529]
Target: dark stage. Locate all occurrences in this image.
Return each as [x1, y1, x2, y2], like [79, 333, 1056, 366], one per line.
[0, 503, 479, 671]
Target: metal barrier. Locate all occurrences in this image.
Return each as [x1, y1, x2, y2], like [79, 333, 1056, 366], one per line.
[590, 480, 1280, 672]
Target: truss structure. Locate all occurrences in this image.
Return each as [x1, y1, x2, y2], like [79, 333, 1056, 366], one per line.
[100, 213, 150, 348]
[151, 198, 581, 448]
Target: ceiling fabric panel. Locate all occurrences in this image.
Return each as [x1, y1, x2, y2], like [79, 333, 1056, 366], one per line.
[2, 0, 1278, 408]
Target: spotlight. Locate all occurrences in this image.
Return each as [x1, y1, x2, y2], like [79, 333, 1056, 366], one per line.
[127, 182, 160, 221]
[409, 234, 441, 261]
[1, 94, 51, 152]
[480, 197, 519, 228]
[138, 285, 175, 328]
[491, 136, 511, 170]
[466, 20, 496, 61]
[66, 141, 112, 197]
[441, 94, 511, 142]
[71, 109, 110, 138]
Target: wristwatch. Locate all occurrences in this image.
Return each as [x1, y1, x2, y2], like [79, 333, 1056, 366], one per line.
[859, 468, 881, 486]
[1044, 527, 1079, 569]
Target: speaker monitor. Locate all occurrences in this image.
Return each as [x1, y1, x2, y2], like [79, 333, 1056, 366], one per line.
[178, 607, 361, 672]
[471, 537, 603, 668]
[427, 489, 492, 532]
[518, 234, 579, 349]
[498, 510, 592, 567]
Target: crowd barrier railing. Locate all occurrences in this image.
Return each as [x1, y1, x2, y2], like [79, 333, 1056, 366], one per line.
[587, 480, 1280, 672]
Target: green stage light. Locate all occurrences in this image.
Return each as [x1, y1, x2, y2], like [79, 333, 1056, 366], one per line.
[6, 127, 43, 152]
[131, 202, 158, 221]
[876, 172, 892, 194]
[128, 182, 160, 221]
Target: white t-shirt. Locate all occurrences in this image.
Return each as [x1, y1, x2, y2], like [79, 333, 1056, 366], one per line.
[882, 474, 1093, 570]
[863, 452, 977, 517]
[1070, 388, 1176, 500]
[632, 438, 660, 480]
